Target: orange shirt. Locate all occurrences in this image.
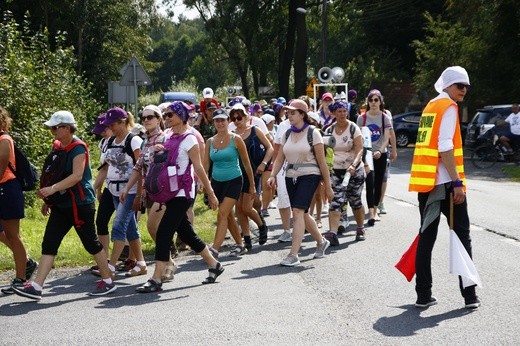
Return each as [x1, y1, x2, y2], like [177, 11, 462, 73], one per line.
[0, 133, 16, 183]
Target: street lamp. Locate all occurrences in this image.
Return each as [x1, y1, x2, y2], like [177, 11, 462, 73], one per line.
[297, 1, 328, 67]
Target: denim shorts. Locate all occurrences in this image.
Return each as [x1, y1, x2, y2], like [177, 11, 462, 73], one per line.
[111, 194, 140, 242]
[0, 179, 24, 220]
[285, 174, 321, 213]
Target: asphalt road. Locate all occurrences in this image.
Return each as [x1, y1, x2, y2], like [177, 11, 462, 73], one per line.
[1, 147, 519, 345]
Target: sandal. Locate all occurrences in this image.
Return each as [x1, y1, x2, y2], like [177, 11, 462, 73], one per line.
[135, 279, 162, 293]
[125, 264, 147, 277]
[161, 263, 178, 282]
[202, 262, 224, 284]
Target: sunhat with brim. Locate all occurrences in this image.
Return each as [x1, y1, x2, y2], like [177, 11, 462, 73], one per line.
[91, 113, 107, 135]
[434, 66, 470, 93]
[44, 110, 76, 127]
[283, 99, 308, 114]
[102, 107, 127, 126]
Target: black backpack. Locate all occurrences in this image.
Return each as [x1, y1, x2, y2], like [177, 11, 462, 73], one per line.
[247, 126, 266, 169]
[0, 132, 39, 191]
[104, 133, 137, 164]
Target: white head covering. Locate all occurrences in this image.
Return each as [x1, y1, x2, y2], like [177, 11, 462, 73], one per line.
[434, 66, 470, 93]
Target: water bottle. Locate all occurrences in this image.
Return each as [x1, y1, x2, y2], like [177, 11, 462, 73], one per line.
[341, 171, 351, 187]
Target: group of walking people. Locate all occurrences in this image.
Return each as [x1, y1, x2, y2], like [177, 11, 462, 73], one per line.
[1, 65, 479, 309]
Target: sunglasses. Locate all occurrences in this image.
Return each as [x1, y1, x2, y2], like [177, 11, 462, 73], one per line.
[454, 83, 470, 91]
[368, 98, 380, 103]
[141, 115, 157, 121]
[162, 112, 175, 119]
[231, 116, 243, 122]
[50, 125, 66, 131]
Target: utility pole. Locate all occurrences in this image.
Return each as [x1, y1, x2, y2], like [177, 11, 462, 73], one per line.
[321, 0, 328, 67]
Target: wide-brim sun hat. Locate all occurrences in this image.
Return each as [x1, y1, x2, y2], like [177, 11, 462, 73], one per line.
[434, 66, 470, 93]
[283, 99, 308, 114]
[44, 110, 76, 127]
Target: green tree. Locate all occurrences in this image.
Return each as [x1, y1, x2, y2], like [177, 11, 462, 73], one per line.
[0, 13, 99, 169]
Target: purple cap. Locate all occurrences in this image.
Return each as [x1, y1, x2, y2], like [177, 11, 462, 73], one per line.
[102, 107, 127, 126]
[91, 113, 107, 135]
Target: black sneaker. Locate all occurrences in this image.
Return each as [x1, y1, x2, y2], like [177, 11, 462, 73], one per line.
[465, 296, 481, 309]
[25, 258, 38, 280]
[258, 217, 268, 245]
[415, 296, 438, 308]
[1, 278, 26, 295]
[12, 282, 42, 300]
[322, 231, 339, 246]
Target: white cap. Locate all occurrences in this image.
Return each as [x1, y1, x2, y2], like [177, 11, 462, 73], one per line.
[434, 66, 470, 93]
[340, 91, 347, 100]
[44, 110, 76, 127]
[203, 87, 214, 98]
[261, 114, 275, 124]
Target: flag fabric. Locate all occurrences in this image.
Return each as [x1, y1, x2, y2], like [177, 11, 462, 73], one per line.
[449, 229, 483, 288]
[395, 234, 420, 281]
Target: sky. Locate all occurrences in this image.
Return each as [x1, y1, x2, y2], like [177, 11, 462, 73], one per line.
[156, 1, 200, 22]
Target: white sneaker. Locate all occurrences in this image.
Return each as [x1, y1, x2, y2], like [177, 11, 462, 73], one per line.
[280, 254, 300, 266]
[277, 230, 292, 243]
[313, 238, 330, 258]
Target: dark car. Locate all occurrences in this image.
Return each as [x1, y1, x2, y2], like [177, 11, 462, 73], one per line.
[393, 111, 422, 147]
[464, 105, 512, 148]
[159, 91, 197, 105]
[392, 111, 468, 148]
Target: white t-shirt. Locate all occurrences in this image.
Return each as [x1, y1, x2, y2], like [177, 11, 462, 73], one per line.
[228, 116, 269, 135]
[327, 122, 362, 169]
[505, 112, 520, 135]
[171, 131, 198, 199]
[104, 133, 143, 196]
[274, 119, 291, 145]
[431, 92, 458, 186]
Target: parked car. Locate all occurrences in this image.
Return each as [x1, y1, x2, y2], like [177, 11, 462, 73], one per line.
[392, 111, 422, 147]
[159, 91, 197, 105]
[392, 111, 468, 148]
[464, 104, 512, 148]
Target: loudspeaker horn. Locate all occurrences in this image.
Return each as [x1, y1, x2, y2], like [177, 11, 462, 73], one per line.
[331, 67, 345, 82]
[318, 67, 333, 83]
[227, 87, 236, 95]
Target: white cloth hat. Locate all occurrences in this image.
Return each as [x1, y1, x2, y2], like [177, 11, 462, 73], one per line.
[44, 110, 76, 127]
[203, 87, 214, 98]
[434, 66, 470, 93]
[230, 103, 248, 115]
[261, 114, 275, 124]
[308, 111, 320, 124]
[142, 105, 161, 117]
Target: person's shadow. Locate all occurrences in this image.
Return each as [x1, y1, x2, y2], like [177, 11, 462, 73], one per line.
[373, 304, 475, 337]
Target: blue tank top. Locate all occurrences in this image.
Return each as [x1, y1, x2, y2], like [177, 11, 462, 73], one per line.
[209, 134, 242, 182]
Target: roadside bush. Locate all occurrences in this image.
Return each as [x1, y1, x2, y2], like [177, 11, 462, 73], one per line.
[0, 12, 100, 205]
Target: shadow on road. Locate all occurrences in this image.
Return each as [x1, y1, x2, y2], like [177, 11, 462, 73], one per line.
[373, 304, 475, 337]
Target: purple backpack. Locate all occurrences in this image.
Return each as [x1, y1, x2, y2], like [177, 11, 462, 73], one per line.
[144, 132, 194, 204]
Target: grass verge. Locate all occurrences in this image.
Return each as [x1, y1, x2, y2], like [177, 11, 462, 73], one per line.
[0, 197, 218, 272]
[502, 165, 520, 182]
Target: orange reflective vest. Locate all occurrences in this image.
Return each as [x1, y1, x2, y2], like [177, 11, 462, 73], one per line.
[408, 98, 466, 192]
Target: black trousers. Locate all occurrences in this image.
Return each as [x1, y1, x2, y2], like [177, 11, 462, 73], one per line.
[155, 197, 206, 261]
[96, 187, 115, 236]
[415, 183, 475, 298]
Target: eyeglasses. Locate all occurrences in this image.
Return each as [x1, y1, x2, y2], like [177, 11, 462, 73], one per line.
[162, 112, 175, 119]
[368, 98, 380, 103]
[231, 116, 243, 122]
[454, 83, 470, 91]
[141, 115, 157, 121]
[50, 125, 66, 131]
